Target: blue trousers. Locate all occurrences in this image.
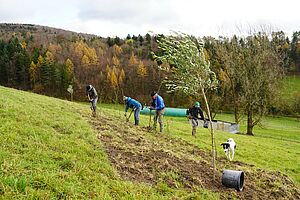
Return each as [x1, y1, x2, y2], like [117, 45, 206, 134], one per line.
[134, 107, 141, 125]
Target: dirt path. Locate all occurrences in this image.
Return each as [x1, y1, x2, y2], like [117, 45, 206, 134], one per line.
[85, 112, 300, 200]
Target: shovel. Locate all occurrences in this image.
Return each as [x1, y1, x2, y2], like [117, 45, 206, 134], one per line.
[148, 107, 152, 129]
[126, 109, 134, 122]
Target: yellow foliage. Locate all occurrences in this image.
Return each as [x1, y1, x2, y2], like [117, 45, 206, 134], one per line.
[81, 55, 90, 66]
[65, 58, 74, 76]
[45, 51, 54, 63]
[125, 39, 134, 46]
[37, 55, 44, 67]
[21, 41, 27, 49]
[74, 40, 86, 58]
[29, 61, 37, 83]
[129, 52, 137, 66]
[106, 64, 111, 82]
[74, 40, 99, 65]
[137, 61, 147, 77]
[112, 56, 120, 68]
[119, 68, 126, 85]
[87, 47, 98, 65]
[110, 69, 118, 88]
[112, 44, 123, 56]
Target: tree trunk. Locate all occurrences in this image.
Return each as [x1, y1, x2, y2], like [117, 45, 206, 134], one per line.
[234, 106, 239, 123]
[201, 86, 216, 178]
[247, 109, 254, 135]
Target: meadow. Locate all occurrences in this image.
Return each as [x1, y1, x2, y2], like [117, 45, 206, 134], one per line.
[0, 86, 299, 199]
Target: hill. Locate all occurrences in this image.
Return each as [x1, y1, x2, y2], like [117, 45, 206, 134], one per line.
[0, 86, 299, 199]
[0, 23, 99, 42]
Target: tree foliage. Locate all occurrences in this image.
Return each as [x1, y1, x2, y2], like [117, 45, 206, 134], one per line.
[152, 32, 218, 173]
[0, 24, 298, 117]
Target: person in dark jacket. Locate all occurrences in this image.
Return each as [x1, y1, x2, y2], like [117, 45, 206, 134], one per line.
[150, 92, 165, 132]
[186, 101, 205, 136]
[124, 96, 142, 125]
[86, 85, 98, 116]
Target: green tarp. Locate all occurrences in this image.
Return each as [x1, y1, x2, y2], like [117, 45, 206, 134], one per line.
[141, 106, 187, 117]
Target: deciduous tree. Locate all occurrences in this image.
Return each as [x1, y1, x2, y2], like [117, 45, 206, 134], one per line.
[153, 32, 218, 173]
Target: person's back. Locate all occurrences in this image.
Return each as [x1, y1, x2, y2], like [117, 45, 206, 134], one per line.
[86, 85, 98, 116]
[187, 102, 204, 136]
[124, 96, 142, 125]
[152, 94, 165, 110]
[126, 97, 141, 111]
[188, 106, 204, 120]
[86, 85, 97, 99]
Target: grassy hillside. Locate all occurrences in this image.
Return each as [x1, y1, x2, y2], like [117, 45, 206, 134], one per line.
[0, 86, 220, 199]
[0, 86, 299, 199]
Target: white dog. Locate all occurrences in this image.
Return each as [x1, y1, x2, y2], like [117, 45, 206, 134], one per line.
[221, 138, 236, 161]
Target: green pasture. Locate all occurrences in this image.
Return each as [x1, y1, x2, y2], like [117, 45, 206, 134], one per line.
[0, 86, 299, 199]
[103, 102, 300, 186]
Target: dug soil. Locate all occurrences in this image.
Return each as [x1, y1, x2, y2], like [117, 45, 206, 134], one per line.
[85, 112, 300, 200]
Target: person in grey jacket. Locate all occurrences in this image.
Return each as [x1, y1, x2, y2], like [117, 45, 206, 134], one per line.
[86, 85, 98, 116]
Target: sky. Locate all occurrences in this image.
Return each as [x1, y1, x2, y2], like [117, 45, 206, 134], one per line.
[0, 0, 299, 38]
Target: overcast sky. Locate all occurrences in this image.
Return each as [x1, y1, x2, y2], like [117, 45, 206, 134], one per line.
[0, 0, 299, 38]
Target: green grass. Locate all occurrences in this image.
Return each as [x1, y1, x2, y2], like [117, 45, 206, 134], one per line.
[97, 102, 300, 187]
[1, 86, 299, 199]
[281, 75, 300, 101]
[99, 101, 300, 187]
[138, 113, 300, 187]
[0, 86, 220, 199]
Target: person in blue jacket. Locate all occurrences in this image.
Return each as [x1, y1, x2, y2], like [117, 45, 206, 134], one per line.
[124, 96, 142, 126]
[150, 91, 165, 132]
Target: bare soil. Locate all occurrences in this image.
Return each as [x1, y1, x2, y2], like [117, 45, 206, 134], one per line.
[86, 112, 300, 200]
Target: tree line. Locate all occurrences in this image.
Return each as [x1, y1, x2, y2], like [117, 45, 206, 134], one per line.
[0, 24, 299, 122]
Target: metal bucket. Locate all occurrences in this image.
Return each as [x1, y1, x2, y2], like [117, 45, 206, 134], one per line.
[221, 169, 244, 191]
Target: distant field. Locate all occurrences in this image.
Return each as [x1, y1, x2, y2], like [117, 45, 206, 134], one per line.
[281, 75, 300, 100]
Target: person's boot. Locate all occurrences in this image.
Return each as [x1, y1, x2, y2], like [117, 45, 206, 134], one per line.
[159, 123, 163, 133]
[192, 127, 196, 136]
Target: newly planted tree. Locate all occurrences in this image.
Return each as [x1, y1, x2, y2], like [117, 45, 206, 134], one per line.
[152, 32, 218, 172]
